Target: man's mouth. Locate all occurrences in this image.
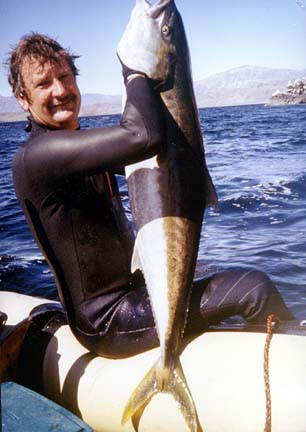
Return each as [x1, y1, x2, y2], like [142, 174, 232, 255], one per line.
[49, 97, 74, 109]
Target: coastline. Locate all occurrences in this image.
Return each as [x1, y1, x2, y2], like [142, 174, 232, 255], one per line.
[2, 100, 306, 124]
[2, 65, 306, 123]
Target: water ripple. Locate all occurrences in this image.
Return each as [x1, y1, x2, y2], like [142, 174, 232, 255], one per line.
[1, 105, 306, 318]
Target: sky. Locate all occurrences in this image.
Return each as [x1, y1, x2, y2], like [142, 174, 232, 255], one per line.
[0, 0, 305, 97]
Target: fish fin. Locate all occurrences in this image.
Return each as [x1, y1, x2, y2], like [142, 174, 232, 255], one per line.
[131, 399, 151, 432]
[165, 359, 203, 432]
[121, 362, 157, 429]
[131, 237, 142, 273]
[122, 359, 203, 432]
[203, 168, 219, 211]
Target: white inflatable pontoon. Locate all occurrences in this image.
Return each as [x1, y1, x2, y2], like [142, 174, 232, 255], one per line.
[1, 290, 306, 432]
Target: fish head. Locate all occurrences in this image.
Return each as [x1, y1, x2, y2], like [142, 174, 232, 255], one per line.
[118, 0, 189, 88]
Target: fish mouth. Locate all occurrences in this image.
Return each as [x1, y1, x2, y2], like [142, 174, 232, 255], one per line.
[146, 0, 174, 18]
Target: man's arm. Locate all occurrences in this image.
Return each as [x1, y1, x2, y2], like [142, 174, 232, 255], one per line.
[22, 77, 164, 180]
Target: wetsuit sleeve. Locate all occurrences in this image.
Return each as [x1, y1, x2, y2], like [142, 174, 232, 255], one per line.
[23, 77, 164, 180]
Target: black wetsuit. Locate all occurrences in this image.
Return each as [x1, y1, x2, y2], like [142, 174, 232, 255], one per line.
[13, 77, 294, 358]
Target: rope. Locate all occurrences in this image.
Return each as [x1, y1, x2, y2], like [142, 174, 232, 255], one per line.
[264, 314, 280, 432]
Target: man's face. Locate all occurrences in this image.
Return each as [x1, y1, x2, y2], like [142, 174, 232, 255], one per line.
[17, 57, 81, 130]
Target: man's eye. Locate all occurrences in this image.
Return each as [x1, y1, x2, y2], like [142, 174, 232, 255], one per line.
[37, 81, 49, 88]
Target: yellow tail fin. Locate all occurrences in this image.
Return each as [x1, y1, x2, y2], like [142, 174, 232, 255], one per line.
[121, 358, 203, 432]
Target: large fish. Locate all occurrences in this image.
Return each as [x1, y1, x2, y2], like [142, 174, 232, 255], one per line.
[117, 0, 218, 430]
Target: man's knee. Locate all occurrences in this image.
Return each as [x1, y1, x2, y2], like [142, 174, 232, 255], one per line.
[237, 270, 275, 320]
[241, 269, 275, 299]
[198, 268, 289, 323]
[239, 269, 293, 322]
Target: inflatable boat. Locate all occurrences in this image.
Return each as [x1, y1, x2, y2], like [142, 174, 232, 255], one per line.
[1, 290, 306, 432]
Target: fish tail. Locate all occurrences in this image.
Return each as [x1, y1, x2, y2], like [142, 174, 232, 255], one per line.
[121, 358, 203, 432]
[121, 362, 158, 431]
[165, 359, 203, 432]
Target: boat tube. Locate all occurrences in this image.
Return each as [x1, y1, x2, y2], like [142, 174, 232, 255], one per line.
[1, 290, 306, 432]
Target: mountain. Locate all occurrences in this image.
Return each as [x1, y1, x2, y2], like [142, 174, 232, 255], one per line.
[1, 66, 305, 122]
[0, 93, 122, 122]
[0, 95, 23, 113]
[194, 65, 306, 107]
[80, 93, 121, 116]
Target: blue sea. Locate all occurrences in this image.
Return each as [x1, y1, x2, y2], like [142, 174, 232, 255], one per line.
[1, 104, 306, 319]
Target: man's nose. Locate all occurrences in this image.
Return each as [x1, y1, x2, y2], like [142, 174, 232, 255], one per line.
[52, 78, 67, 97]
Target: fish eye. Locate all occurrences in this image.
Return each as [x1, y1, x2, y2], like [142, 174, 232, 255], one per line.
[161, 24, 171, 36]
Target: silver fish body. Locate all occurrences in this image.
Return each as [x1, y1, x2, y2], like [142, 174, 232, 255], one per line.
[118, 1, 217, 430]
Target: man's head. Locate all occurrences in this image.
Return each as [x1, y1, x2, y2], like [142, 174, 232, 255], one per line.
[7, 33, 81, 129]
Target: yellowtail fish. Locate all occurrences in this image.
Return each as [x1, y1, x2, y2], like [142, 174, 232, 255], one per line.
[118, 0, 218, 430]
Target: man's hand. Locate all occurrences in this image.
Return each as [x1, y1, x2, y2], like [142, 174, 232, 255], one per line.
[118, 54, 174, 92]
[118, 55, 147, 85]
[125, 73, 146, 85]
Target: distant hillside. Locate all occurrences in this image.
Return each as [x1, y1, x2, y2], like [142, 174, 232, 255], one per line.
[1, 66, 305, 122]
[80, 93, 121, 116]
[194, 65, 306, 107]
[0, 95, 23, 114]
[0, 93, 122, 122]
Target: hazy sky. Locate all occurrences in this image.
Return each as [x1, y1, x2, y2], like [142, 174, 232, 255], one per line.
[0, 0, 305, 96]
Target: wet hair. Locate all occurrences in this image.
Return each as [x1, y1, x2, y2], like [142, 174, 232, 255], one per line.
[6, 32, 80, 101]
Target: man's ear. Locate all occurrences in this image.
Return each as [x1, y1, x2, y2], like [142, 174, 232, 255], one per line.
[16, 93, 30, 112]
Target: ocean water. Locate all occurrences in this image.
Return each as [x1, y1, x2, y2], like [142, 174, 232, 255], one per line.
[0, 104, 306, 319]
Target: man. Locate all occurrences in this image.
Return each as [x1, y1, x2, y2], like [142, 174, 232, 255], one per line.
[8, 33, 294, 358]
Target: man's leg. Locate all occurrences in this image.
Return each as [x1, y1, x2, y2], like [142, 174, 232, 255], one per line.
[76, 268, 294, 358]
[186, 268, 294, 333]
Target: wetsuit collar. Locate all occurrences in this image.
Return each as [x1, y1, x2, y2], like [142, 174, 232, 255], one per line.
[25, 116, 80, 134]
